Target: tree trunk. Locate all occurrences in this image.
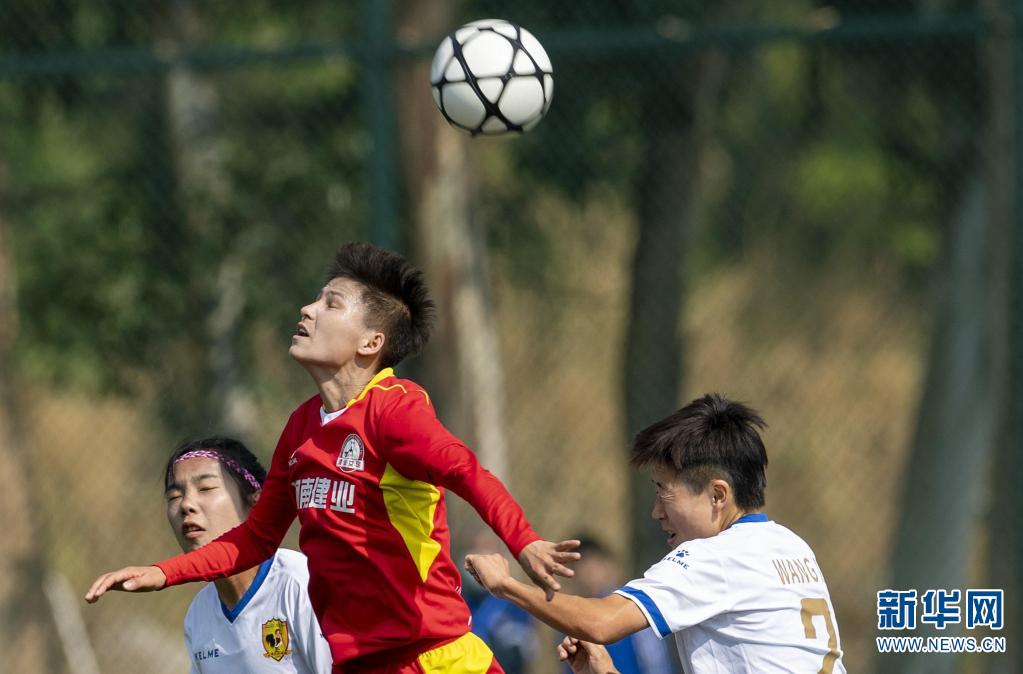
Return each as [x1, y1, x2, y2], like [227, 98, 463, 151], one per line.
[877, 4, 1008, 673]
[625, 53, 726, 573]
[0, 162, 66, 673]
[984, 1, 1020, 672]
[880, 169, 994, 674]
[165, 0, 254, 434]
[394, 1, 510, 483]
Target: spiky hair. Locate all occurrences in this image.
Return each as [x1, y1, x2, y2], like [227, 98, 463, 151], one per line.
[327, 242, 436, 368]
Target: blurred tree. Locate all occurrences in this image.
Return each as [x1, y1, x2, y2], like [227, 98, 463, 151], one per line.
[0, 162, 64, 673]
[1, 0, 369, 431]
[163, 0, 256, 434]
[395, 0, 510, 483]
[807, 4, 998, 674]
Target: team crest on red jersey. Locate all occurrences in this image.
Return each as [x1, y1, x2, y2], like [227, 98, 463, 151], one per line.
[337, 434, 365, 473]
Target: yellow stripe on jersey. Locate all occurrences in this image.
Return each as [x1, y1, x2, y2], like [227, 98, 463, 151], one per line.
[380, 463, 442, 582]
[417, 632, 495, 674]
[342, 368, 402, 409]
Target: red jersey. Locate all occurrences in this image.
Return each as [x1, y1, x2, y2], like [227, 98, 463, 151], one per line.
[156, 369, 540, 667]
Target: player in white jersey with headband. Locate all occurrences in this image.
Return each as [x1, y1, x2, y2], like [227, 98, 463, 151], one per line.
[164, 437, 332, 674]
[466, 394, 846, 674]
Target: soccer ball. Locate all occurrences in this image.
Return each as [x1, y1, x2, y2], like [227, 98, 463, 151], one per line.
[431, 19, 554, 136]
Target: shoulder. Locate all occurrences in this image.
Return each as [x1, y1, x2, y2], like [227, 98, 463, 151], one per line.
[721, 520, 815, 555]
[268, 551, 319, 609]
[629, 536, 734, 591]
[183, 583, 219, 628]
[765, 521, 818, 557]
[271, 548, 312, 581]
[267, 550, 313, 597]
[282, 395, 323, 435]
[658, 536, 723, 571]
[291, 395, 323, 419]
[364, 374, 433, 412]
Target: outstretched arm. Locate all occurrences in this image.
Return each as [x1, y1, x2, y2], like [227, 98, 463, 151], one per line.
[85, 414, 302, 603]
[465, 553, 648, 644]
[85, 566, 166, 602]
[379, 390, 580, 598]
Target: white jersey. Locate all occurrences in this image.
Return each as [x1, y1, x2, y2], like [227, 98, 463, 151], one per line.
[183, 549, 332, 674]
[615, 514, 846, 674]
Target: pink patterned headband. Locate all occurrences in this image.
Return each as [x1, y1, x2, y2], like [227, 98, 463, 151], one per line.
[175, 450, 262, 491]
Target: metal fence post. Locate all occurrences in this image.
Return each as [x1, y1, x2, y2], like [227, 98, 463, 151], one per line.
[363, 0, 401, 252]
[1012, 0, 1023, 655]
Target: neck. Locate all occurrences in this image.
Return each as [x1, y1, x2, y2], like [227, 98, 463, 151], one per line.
[306, 361, 382, 412]
[719, 507, 750, 533]
[214, 565, 260, 609]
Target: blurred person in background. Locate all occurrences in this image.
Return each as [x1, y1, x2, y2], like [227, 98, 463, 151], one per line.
[88, 242, 579, 674]
[466, 394, 846, 674]
[164, 436, 331, 673]
[463, 530, 539, 674]
[560, 536, 675, 674]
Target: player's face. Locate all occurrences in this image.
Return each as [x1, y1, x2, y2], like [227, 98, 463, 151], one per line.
[165, 457, 251, 553]
[649, 463, 718, 548]
[289, 277, 383, 371]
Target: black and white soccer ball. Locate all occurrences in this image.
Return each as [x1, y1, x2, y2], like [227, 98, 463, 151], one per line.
[431, 19, 554, 136]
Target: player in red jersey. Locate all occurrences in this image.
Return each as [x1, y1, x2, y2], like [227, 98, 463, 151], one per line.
[87, 242, 580, 673]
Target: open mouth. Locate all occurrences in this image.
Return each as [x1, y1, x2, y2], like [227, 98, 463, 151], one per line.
[665, 530, 678, 547]
[182, 523, 205, 539]
[294, 324, 310, 337]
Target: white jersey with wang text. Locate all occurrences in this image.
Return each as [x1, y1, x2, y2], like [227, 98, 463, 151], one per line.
[183, 549, 332, 674]
[615, 514, 846, 674]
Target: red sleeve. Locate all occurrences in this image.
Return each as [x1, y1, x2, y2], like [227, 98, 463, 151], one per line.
[375, 387, 541, 557]
[154, 410, 301, 586]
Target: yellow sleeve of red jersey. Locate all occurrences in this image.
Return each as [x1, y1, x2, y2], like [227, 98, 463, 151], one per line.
[374, 385, 541, 557]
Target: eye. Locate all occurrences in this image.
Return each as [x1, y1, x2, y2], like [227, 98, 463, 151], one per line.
[199, 486, 218, 492]
[166, 493, 182, 503]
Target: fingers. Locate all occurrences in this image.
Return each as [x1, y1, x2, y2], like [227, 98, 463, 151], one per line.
[85, 569, 130, 603]
[463, 556, 483, 587]
[84, 575, 110, 603]
[555, 539, 581, 552]
[546, 561, 576, 578]
[536, 571, 561, 593]
[84, 566, 164, 603]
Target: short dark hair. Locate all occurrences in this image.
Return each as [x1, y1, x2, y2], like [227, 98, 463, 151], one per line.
[631, 394, 768, 510]
[327, 242, 436, 369]
[164, 436, 267, 502]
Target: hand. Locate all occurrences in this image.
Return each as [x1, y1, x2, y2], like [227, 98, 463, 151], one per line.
[464, 553, 513, 597]
[517, 539, 581, 601]
[85, 566, 166, 603]
[558, 637, 619, 674]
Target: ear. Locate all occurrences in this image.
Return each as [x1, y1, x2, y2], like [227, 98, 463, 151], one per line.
[356, 330, 386, 357]
[709, 479, 731, 508]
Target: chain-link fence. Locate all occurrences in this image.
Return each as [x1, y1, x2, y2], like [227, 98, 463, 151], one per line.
[0, 2, 1017, 673]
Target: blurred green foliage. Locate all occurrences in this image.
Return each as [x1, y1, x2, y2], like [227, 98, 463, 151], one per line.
[0, 0, 981, 419]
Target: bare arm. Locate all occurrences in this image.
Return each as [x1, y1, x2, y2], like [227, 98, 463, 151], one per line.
[465, 553, 649, 644]
[85, 566, 166, 602]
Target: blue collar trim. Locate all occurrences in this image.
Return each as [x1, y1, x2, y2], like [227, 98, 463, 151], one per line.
[221, 556, 274, 623]
[729, 513, 769, 527]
